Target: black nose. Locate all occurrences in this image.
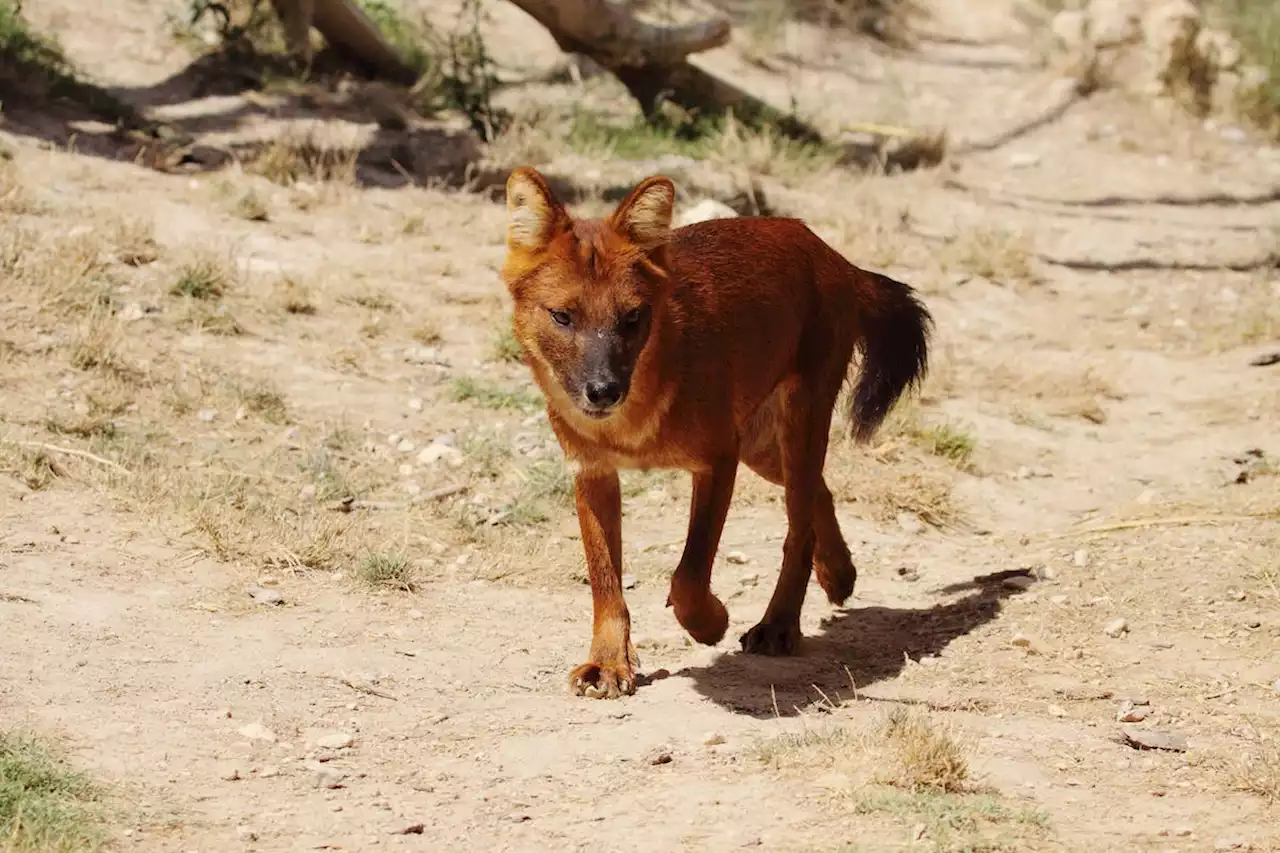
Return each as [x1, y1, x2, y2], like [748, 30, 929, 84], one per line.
[584, 379, 623, 407]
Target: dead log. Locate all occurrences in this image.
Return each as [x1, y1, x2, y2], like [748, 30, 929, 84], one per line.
[505, 0, 825, 141]
[268, 0, 418, 85]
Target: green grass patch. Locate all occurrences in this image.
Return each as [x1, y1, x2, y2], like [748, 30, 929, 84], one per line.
[0, 730, 106, 852]
[451, 377, 542, 411]
[1211, 0, 1280, 137]
[357, 552, 416, 592]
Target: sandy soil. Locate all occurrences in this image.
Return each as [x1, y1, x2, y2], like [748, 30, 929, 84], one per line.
[2, 0, 1279, 851]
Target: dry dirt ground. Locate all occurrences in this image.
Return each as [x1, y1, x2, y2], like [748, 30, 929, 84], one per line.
[2, 0, 1280, 850]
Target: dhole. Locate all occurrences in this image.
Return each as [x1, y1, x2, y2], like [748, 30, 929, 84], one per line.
[500, 167, 932, 699]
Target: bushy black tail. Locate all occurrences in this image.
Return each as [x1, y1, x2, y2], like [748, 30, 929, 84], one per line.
[849, 272, 933, 444]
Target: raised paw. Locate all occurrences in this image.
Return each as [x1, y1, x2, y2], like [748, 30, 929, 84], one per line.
[569, 659, 636, 699]
[667, 588, 729, 646]
[814, 549, 856, 606]
[739, 620, 802, 656]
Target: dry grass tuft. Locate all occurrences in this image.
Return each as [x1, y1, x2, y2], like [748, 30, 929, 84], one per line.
[172, 253, 235, 301]
[357, 552, 417, 592]
[244, 128, 360, 187]
[1231, 737, 1280, 803]
[110, 218, 159, 267]
[0, 439, 64, 491]
[0, 159, 36, 215]
[944, 225, 1036, 284]
[273, 276, 316, 315]
[877, 707, 972, 793]
[231, 189, 270, 222]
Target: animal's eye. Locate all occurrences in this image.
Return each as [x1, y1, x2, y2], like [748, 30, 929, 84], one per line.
[621, 307, 644, 328]
[549, 309, 572, 328]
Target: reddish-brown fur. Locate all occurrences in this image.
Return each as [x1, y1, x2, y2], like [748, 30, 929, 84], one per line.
[500, 167, 933, 699]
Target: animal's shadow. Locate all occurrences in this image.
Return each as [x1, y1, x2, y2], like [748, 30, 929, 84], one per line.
[671, 569, 1032, 717]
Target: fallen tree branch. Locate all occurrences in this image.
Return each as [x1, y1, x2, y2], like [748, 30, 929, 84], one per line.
[18, 441, 133, 476]
[1037, 251, 1278, 273]
[946, 178, 1280, 208]
[506, 0, 730, 68]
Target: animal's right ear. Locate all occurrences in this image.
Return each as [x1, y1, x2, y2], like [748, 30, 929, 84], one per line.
[505, 167, 568, 253]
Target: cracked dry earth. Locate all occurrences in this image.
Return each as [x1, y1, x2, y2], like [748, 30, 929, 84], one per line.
[2, 0, 1280, 851]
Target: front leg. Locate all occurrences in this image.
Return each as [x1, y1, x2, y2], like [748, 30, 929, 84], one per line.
[568, 468, 637, 699]
[667, 455, 738, 646]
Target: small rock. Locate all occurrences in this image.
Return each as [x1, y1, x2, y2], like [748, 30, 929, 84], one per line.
[1103, 618, 1129, 638]
[237, 722, 278, 743]
[897, 512, 926, 535]
[396, 438, 415, 453]
[393, 824, 426, 835]
[1227, 588, 1246, 602]
[315, 767, 347, 789]
[895, 566, 920, 582]
[1271, 679, 1280, 695]
[703, 732, 726, 746]
[1048, 704, 1068, 718]
[508, 812, 531, 823]
[197, 408, 218, 423]
[1010, 632, 1045, 655]
[258, 765, 280, 778]
[315, 732, 355, 750]
[408, 398, 424, 411]
[1120, 728, 1188, 752]
[247, 585, 285, 606]
[1009, 152, 1041, 168]
[1072, 549, 1090, 568]
[1003, 575, 1035, 591]
[649, 751, 674, 766]
[1117, 701, 1149, 723]
[218, 763, 242, 781]
[417, 441, 463, 467]
[120, 302, 148, 323]
[725, 551, 750, 565]
[236, 825, 258, 842]
[1214, 837, 1245, 851]
[739, 572, 760, 587]
[621, 573, 637, 590]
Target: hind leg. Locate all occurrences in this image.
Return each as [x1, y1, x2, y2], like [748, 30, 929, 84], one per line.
[742, 407, 855, 608]
[740, 375, 839, 655]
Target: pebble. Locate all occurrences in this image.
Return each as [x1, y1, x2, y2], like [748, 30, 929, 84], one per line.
[897, 512, 926, 535]
[725, 551, 750, 565]
[621, 573, 637, 590]
[1117, 701, 1149, 723]
[408, 398, 424, 411]
[396, 438, 415, 453]
[1214, 838, 1245, 851]
[1120, 728, 1188, 752]
[895, 566, 920, 582]
[649, 751, 674, 766]
[1010, 632, 1045, 655]
[315, 767, 347, 789]
[197, 408, 218, 423]
[703, 732, 726, 746]
[417, 441, 463, 467]
[1103, 618, 1129, 638]
[237, 722, 278, 743]
[315, 732, 355, 750]
[218, 763, 242, 781]
[236, 825, 258, 842]
[1072, 549, 1090, 568]
[247, 585, 285, 606]
[1009, 152, 1041, 168]
[1048, 704, 1067, 718]
[258, 765, 280, 778]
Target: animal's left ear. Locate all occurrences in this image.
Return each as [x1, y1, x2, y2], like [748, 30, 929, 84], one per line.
[608, 175, 675, 252]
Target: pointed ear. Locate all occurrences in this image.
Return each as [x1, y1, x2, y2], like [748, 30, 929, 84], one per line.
[609, 175, 675, 251]
[505, 167, 568, 252]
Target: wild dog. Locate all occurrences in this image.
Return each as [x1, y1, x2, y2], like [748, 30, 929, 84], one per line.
[500, 167, 932, 699]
